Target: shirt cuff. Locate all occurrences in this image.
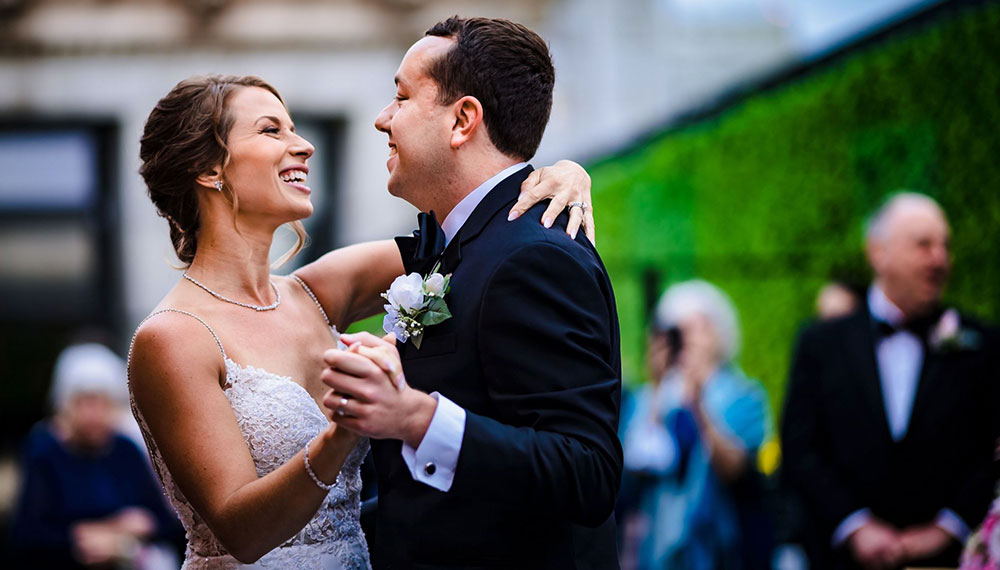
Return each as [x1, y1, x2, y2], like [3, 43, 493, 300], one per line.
[400, 392, 465, 492]
[934, 509, 970, 542]
[832, 508, 873, 547]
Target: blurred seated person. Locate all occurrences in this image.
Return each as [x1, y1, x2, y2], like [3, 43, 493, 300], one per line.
[10, 342, 180, 569]
[620, 280, 773, 569]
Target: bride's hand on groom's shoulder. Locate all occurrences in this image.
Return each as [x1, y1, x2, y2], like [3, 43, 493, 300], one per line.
[509, 160, 596, 243]
[321, 333, 436, 447]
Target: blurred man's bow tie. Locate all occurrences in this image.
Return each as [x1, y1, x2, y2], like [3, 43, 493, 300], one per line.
[873, 308, 942, 341]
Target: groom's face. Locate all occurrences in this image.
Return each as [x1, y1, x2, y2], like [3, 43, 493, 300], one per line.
[375, 36, 456, 207]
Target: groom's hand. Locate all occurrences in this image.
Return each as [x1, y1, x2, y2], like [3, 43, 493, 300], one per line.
[321, 332, 436, 447]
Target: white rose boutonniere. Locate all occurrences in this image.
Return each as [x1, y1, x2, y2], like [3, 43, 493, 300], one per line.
[929, 308, 982, 352]
[382, 262, 452, 349]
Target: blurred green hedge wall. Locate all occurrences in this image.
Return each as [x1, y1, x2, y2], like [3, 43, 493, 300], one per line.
[589, 0, 1000, 416]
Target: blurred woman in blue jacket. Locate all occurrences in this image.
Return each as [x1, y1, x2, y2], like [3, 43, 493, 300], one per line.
[621, 280, 772, 570]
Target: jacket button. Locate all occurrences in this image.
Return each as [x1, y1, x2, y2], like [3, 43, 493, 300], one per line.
[424, 462, 437, 476]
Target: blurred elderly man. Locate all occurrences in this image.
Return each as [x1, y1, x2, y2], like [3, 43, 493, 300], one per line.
[781, 193, 998, 570]
[10, 342, 179, 570]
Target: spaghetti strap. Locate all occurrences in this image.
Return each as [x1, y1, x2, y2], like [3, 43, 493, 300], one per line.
[290, 274, 343, 344]
[290, 273, 332, 326]
[128, 309, 228, 374]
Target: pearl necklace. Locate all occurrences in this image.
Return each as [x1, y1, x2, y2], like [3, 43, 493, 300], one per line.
[182, 273, 281, 312]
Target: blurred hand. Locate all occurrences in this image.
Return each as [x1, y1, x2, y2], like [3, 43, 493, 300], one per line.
[848, 520, 904, 570]
[509, 160, 596, 243]
[109, 506, 155, 538]
[71, 521, 124, 566]
[899, 523, 953, 562]
[678, 314, 720, 401]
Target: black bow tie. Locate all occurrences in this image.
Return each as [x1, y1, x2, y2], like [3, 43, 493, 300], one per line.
[414, 211, 446, 262]
[874, 320, 901, 340]
[873, 309, 942, 342]
[395, 211, 453, 276]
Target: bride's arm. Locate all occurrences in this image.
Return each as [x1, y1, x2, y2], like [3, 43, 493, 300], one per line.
[295, 240, 403, 330]
[129, 314, 358, 564]
[295, 160, 596, 329]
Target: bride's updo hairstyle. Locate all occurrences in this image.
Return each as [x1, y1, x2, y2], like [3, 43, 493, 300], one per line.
[139, 74, 307, 267]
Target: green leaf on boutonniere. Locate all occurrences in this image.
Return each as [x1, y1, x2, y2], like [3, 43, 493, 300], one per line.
[411, 334, 424, 350]
[420, 297, 452, 326]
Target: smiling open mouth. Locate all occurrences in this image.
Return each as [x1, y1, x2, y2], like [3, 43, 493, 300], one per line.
[280, 170, 308, 184]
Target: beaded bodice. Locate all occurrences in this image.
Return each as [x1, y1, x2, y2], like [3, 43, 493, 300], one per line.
[128, 281, 370, 569]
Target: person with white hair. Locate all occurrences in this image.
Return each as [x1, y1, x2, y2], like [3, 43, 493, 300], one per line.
[619, 279, 772, 570]
[48, 342, 148, 453]
[10, 342, 180, 570]
[782, 192, 998, 570]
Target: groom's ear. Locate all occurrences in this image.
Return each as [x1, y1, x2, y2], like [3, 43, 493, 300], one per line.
[450, 96, 484, 150]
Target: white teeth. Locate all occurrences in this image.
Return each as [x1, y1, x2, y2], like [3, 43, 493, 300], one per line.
[280, 170, 307, 184]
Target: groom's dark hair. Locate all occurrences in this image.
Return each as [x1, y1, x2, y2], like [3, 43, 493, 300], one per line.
[425, 16, 554, 161]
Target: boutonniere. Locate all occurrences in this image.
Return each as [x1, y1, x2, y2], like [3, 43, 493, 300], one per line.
[929, 308, 982, 353]
[381, 262, 452, 349]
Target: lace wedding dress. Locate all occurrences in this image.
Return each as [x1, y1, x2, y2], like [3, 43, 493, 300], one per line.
[128, 280, 371, 570]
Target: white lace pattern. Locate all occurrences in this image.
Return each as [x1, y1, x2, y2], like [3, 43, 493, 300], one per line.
[128, 308, 370, 570]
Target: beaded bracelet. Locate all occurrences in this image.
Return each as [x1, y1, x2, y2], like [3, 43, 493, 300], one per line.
[303, 438, 335, 491]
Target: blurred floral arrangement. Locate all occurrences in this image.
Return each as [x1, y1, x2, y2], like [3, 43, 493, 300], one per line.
[961, 496, 1000, 570]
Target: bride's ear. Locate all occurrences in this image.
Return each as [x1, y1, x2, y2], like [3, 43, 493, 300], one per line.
[195, 167, 223, 192]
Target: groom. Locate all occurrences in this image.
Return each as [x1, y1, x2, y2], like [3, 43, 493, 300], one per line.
[322, 16, 622, 570]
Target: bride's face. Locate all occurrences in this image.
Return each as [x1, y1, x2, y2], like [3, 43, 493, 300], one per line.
[222, 86, 315, 224]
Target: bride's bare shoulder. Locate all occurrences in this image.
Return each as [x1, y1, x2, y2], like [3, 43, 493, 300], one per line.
[130, 307, 226, 393]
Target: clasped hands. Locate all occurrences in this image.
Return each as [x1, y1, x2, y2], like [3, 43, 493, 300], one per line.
[848, 518, 954, 570]
[71, 507, 155, 566]
[321, 332, 437, 449]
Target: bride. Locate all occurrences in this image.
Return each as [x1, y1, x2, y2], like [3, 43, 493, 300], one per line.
[127, 74, 594, 569]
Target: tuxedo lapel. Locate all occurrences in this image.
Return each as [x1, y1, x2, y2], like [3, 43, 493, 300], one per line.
[439, 231, 462, 275]
[398, 165, 533, 276]
[455, 165, 534, 253]
[843, 311, 894, 442]
[906, 343, 945, 438]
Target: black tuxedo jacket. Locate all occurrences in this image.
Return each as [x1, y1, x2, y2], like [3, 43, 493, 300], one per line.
[372, 166, 623, 570]
[781, 304, 998, 568]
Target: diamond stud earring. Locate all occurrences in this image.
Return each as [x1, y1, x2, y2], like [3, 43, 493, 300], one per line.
[214, 181, 223, 192]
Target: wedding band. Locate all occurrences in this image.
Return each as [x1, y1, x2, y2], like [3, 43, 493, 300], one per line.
[337, 397, 348, 416]
[567, 201, 587, 213]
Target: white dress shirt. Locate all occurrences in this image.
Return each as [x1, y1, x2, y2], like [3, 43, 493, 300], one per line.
[400, 162, 527, 492]
[832, 285, 968, 545]
[869, 285, 923, 442]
